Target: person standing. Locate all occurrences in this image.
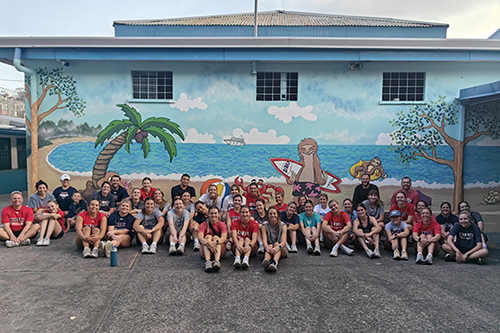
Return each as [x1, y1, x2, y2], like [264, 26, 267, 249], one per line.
[0, 191, 40, 247]
[110, 174, 129, 205]
[390, 177, 420, 207]
[171, 174, 196, 202]
[352, 173, 379, 209]
[52, 174, 77, 217]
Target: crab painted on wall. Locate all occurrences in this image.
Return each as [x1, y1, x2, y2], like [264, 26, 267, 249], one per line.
[234, 177, 284, 202]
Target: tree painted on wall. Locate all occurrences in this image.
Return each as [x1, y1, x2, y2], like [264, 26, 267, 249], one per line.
[389, 96, 500, 207]
[92, 104, 184, 188]
[25, 67, 85, 185]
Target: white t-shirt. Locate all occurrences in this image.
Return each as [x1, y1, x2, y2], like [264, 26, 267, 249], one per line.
[314, 204, 330, 219]
[200, 193, 222, 210]
[222, 195, 247, 212]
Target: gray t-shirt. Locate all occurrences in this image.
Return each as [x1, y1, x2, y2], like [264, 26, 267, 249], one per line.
[135, 208, 163, 230]
[263, 221, 285, 245]
[362, 199, 384, 220]
[385, 221, 409, 234]
[167, 208, 191, 233]
[183, 202, 195, 215]
[28, 192, 56, 209]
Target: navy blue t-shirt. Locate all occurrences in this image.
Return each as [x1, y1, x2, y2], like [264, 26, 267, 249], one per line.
[280, 211, 299, 227]
[93, 191, 116, 212]
[108, 211, 134, 231]
[53, 186, 77, 211]
[450, 223, 482, 252]
[111, 186, 129, 203]
[68, 200, 88, 218]
[436, 213, 458, 232]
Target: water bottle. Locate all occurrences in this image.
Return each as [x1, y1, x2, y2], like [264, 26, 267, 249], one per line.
[110, 246, 118, 266]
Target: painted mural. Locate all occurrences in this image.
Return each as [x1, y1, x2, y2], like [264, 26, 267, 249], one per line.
[24, 61, 500, 210]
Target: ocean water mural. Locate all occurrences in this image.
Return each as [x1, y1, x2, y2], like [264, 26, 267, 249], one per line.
[46, 142, 500, 188]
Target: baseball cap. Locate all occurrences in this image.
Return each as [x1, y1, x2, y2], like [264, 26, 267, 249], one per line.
[390, 210, 401, 217]
[61, 174, 71, 181]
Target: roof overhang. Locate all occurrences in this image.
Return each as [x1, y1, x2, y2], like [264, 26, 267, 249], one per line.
[459, 80, 500, 105]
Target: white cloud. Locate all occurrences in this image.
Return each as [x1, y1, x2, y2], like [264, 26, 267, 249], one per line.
[476, 136, 500, 146]
[183, 128, 215, 143]
[376, 131, 396, 145]
[226, 128, 290, 145]
[313, 130, 370, 143]
[267, 102, 316, 124]
[170, 93, 208, 112]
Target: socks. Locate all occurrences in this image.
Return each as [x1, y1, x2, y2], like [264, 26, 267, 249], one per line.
[142, 242, 147, 246]
[170, 242, 175, 246]
[152, 242, 157, 246]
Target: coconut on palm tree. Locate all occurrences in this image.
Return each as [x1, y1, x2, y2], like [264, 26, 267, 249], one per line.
[92, 103, 184, 188]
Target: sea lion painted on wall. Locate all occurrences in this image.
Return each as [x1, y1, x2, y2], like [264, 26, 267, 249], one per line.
[286, 138, 327, 198]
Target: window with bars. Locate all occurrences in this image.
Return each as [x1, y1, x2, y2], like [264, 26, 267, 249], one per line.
[0, 138, 12, 170]
[382, 72, 425, 102]
[256, 72, 298, 101]
[17, 138, 27, 169]
[132, 71, 173, 100]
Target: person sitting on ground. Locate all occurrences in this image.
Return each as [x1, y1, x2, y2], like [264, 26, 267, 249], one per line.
[105, 199, 134, 257]
[389, 191, 415, 233]
[199, 206, 227, 273]
[29, 180, 56, 222]
[75, 199, 107, 258]
[231, 205, 259, 269]
[299, 200, 322, 255]
[273, 191, 287, 213]
[181, 192, 195, 219]
[166, 198, 191, 255]
[323, 199, 353, 257]
[458, 200, 488, 246]
[133, 197, 164, 254]
[413, 207, 441, 265]
[153, 188, 171, 215]
[280, 201, 300, 253]
[436, 201, 458, 245]
[35, 200, 65, 246]
[110, 174, 129, 205]
[0, 191, 39, 247]
[413, 200, 437, 225]
[362, 189, 385, 229]
[251, 198, 267, 254]
[313, 193, 330, 219]
[442, 210, 489, 265]
[261, 206, 288, 272]
[199, 184, 222, 211]
[92, 181, 116, 217]
[384, 210, 410, 260]
[130, 188, 144, 216]
[342, 198, 358, 222]
[67, 191, 87, 230]
[353, 203, 381, 259]
[222, 184, 246, 221]
[181, 191, 199, 251]
[296, 195, 307, 214]
[352, 173, 379, 209]
[139, 177, 156, 201]
[52, 174, 76, 219]
[171, 174, 196, 203]
[226, 194, 243, 251]
[390, 176, 420, 207]
[243, 182, 261, 213]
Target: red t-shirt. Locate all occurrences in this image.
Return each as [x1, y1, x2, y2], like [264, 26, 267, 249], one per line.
[414, 212, 437, 225]
[243, 193, 260, 212]
[1, 205, 34, 232]
[390, 203, 415, 223]
[54, 209, 66, 233]
[140, 187, 156, 201]
[228, 208, 241, 225]
[79, 211, 105, 228]
[390, 189, 420, 207]
[274, 203, 288, 213]
[414, 220, 441, 237]
[231, 219, 259, 240]
[199, 220, 227, 237]
[324, 210, 350, 231]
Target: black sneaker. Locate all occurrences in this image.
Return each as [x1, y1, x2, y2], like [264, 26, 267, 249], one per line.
[477, 258, 484, 265]
[445, 254, 456, 262]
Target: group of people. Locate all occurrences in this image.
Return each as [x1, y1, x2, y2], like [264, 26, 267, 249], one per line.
[0, 173, 489, 273]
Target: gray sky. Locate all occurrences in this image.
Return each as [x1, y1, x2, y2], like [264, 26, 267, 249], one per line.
[1, 0, 499, 90]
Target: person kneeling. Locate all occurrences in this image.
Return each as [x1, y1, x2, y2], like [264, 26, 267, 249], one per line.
[384, 210, 410, 260]
[412, 207, 441, 265]
[261, 207, 288, 272]
[199, 206, 227, 272]
[442, 211, 489, 265]
[75, 199, 107, 258]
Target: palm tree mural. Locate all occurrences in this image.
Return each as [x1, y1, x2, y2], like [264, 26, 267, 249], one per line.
[91, 104, 184, 188]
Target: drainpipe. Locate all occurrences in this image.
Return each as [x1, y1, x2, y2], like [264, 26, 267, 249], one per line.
[13, 47, 37, 190]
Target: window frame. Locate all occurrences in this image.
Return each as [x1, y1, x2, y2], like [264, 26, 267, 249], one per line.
[256, 72, 298, 102]
[380, 72, 426, 104]
[129, 70, 174, 103]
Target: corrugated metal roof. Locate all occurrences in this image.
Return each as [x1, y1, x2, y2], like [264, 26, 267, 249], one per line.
[114, 10, 448, 28]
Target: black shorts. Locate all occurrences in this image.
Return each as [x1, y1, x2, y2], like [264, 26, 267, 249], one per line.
[455, 243, 473, 255]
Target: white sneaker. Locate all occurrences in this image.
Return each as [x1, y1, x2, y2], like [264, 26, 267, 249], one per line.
[105, 241, 113, 257]
[177, 244, 185, 255]
[257, 244, 265, 254]
[373, 248, 381, 258]
[83, 247, 92, 258]
[6, 240, 19, 248]
[142, 243, 149, 254]
[416, 252, 424, 264]
[149, 243, 157, 254]
[286, 243, 291, 252]
[313, 244, 321, 255]
[365, 249, 373, 258]
[233, 256, 241, 268]
[193, 241, 200, 252]
[290, 243, 298, 253]
[329, 246, 338, 257]
[169, 244, 176, 255]
[20, 239, 31, 246]
[36, 238, 44, 246]
[341, 245, 354, 256]
[91, 247, 99, 258]
[42, 238, 50, 246]
[98, 241, 106, 256]
[319, 234, 324, 242]
[241, 256, 250, 269]
[424, 253, 433, 265]
[307, 244, 313, 254]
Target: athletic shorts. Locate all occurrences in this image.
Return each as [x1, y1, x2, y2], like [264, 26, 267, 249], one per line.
[51, 229, 64, 239]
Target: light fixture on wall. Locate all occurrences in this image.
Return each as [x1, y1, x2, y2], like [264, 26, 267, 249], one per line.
[348, 62, 362, 70]
[251, 61, 257, 75]
[56, 59, 70, 67]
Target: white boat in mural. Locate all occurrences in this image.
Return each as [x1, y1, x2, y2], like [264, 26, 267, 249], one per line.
[223, 135, 245, 146]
